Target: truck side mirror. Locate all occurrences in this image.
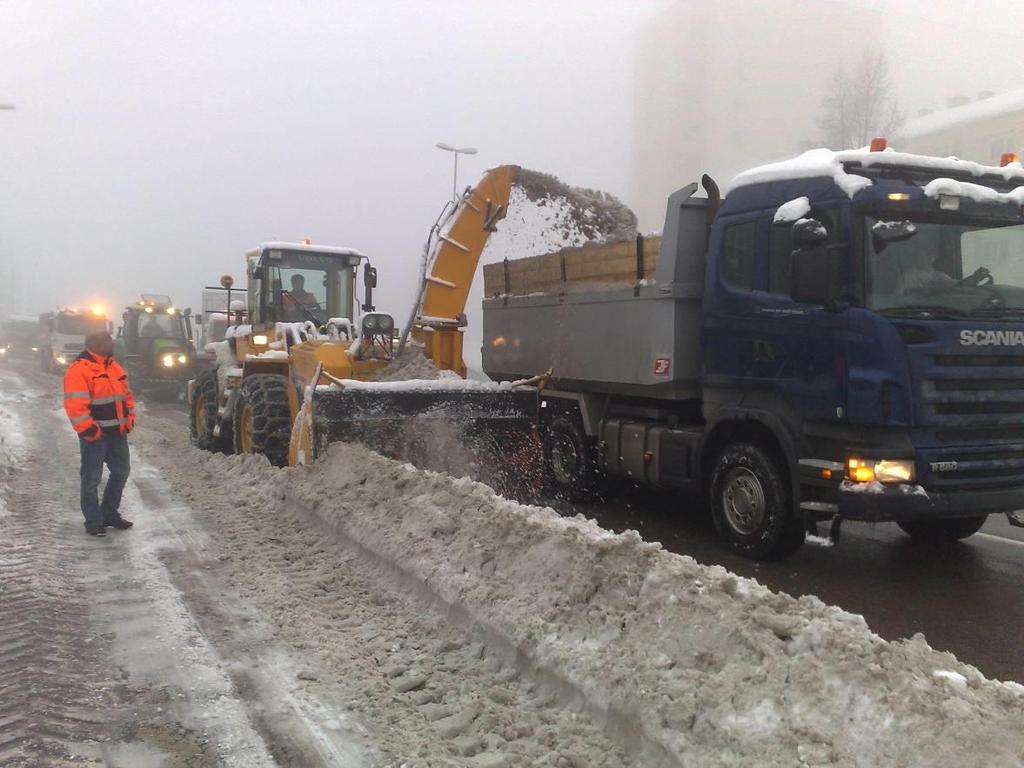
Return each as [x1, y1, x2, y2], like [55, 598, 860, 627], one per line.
[195, 313, 204, 325]
[362, 265, 378, 312]
[791, 217, 828, 247]
[790, 248, 833, 305]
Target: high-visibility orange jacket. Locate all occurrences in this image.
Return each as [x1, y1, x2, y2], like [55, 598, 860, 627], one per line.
[63, 351, 136, 441]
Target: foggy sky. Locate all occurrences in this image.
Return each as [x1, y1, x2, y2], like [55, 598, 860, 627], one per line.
[0, 0, 655, 321]
[2, 0, 1024, 331]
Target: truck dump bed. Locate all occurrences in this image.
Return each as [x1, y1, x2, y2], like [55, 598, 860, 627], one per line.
[482, 185, 708, 400]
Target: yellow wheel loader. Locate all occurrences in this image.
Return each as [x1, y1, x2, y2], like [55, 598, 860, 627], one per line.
[189, 165, 539, 475]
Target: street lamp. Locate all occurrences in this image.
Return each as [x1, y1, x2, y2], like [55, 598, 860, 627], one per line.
[435, 141, 477, 200]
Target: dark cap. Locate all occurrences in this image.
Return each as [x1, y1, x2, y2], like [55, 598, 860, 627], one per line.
[84, 331, 113, 350]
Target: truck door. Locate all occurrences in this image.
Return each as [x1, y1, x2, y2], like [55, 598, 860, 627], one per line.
[751, 206, 848, 424]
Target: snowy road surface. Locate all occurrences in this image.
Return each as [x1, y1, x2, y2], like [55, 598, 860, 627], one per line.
[3, 358, 1024, 766]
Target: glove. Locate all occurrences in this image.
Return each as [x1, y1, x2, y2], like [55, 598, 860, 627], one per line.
[80, 424, 102, 442]
[126, 416, 135, 434]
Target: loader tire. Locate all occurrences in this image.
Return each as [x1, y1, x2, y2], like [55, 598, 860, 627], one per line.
[709, 442, 804, 560]
[190, 371, 232, 453]
[232, 374, 292, 467]
[898, 515, 987, 542]
[542, 415, 618, 502]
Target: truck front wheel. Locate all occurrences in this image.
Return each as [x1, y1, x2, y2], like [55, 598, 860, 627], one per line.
[709, 443, 804, 560]
[898, 515, 987, 541]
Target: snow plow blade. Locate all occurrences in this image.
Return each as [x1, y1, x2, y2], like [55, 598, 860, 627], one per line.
[292, 380, 542, 494]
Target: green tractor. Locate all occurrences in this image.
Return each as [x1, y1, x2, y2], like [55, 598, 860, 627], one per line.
[115, 295, 197, 399]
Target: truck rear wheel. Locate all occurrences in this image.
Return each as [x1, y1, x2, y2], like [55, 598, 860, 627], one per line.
[898, 515, 987, 541]
[232, 374, 292, 467]
[543, 415, 618, 501]
[190, 371, 232, 453]
[709, 442, 804, 560]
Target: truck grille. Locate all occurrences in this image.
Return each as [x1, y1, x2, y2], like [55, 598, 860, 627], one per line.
[921, 354, 1024, 426]
[920, 443, 1024, 490]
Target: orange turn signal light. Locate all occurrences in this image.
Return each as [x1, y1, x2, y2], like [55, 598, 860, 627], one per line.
[1001, 152, 1020, 167]
[870, 137, 888, 152]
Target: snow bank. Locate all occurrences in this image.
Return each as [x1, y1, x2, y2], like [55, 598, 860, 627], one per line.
[265, 443, 1024, 767]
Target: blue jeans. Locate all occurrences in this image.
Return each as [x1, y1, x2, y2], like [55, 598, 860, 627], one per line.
[79, 434, 131, 528]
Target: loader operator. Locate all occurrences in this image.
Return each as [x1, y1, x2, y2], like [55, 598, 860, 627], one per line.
[282, 274, 321, 321]
[63, 331, 136, 537]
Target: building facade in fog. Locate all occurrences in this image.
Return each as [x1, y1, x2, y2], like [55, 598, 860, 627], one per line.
[630, 0, 880, 231]
[900, 90, 1024, 165]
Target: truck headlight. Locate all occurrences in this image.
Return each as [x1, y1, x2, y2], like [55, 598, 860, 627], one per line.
[252, 334, 269, 346]
[0, 348, 6, 355]
[361, 313, 394, 335]
[57, 354, 67, 365]
[162, 353, 176, 367]
[177, 353, 187, 364]
[847, 457, 915, 484]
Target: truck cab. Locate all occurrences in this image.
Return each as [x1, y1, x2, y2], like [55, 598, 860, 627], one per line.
[40, 307, 110, 373]
[709, 146, 1024, 542]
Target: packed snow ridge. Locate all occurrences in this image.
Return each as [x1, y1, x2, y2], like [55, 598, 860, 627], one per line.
[214, 441, 1024, 767]
[728, 147, 1024, 199]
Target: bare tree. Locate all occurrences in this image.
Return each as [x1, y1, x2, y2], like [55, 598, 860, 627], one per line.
[816, 51, 903, 150]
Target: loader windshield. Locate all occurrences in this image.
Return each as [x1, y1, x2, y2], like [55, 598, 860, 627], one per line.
[265, 250, 354, 325]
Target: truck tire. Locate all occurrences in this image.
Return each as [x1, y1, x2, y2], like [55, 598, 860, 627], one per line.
[709, 442, 804, 560]
[190, 371, 232, 453]
[232, 374, 292, 467]
[897, 515, 987, 541]
[542, 415, 618, 501]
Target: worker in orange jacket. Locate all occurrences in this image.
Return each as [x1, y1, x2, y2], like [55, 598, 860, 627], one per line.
[63, 331, 136, 536]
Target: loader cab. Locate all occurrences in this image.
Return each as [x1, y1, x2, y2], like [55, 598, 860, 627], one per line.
[245, 242, 365, 328]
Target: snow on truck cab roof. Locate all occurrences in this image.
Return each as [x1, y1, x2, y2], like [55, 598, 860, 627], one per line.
[722, 146, 1024, 215]
[245, 241, 368, 261]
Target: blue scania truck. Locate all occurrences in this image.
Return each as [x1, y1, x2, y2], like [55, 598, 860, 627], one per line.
[483, 144, 1024, 559]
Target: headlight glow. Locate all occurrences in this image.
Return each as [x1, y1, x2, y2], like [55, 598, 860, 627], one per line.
[162, 354, 176, 368]
[847, 457, 915, 484]
[252, 334, 269, 346]
[57, 354, 67, 365]
[177, 353, 187, 364]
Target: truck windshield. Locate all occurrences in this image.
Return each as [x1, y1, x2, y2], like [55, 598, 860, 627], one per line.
[57, 315, 108, 335]
[866, 215, 1024, 317]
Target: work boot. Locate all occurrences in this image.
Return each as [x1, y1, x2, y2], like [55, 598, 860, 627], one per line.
[104, 514, 134, 530]
[86, 524, 107, 537]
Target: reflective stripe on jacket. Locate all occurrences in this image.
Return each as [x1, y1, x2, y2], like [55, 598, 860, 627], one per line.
[63, 351, 136, 437]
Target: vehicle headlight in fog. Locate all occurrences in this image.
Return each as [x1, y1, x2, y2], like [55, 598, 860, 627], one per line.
[177, 354, 187, 364]
[252, 334, 269, 346]
[847, 457, 915, 484]
[361, 313, 394, 335]
[0, 348, 6, 355]
[31, 346, 39, 352]
[162, 353, 176, 368]
[56, 354, 67, 365]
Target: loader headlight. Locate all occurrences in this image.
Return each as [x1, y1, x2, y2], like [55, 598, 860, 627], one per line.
[162, 353, 176, 368]
[361, 313, 394, 336]
[847, 457, 915, 484]
[252, 334, 269, 346]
